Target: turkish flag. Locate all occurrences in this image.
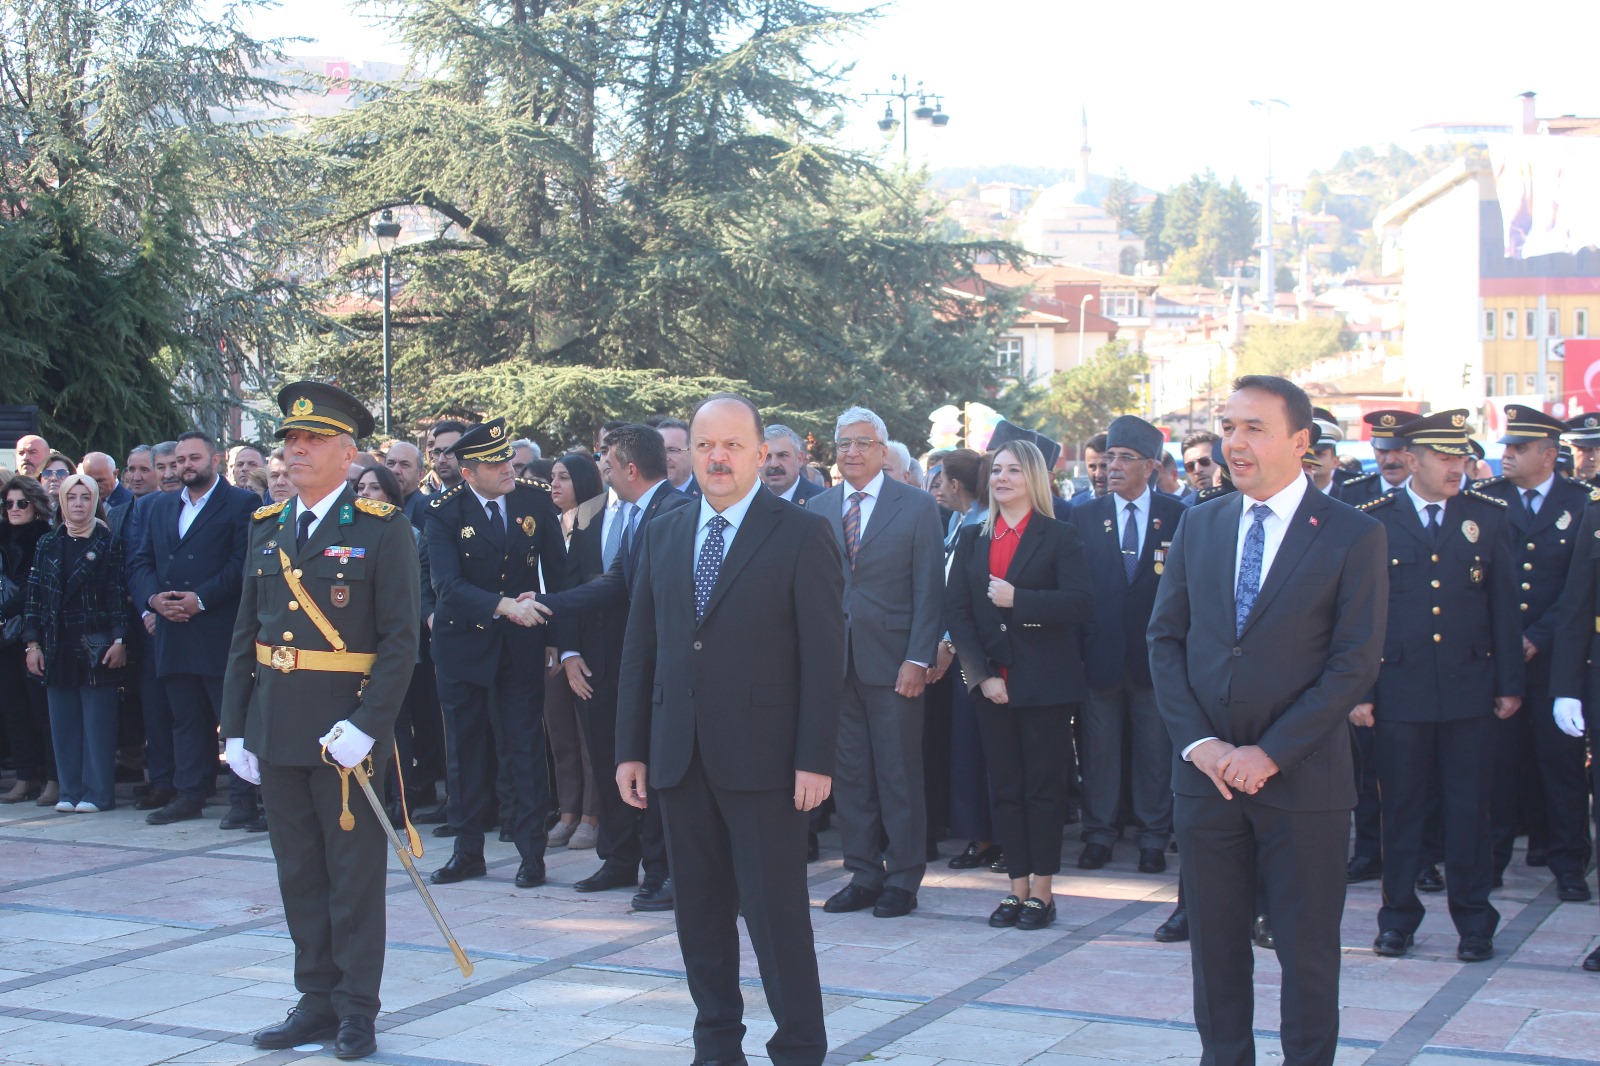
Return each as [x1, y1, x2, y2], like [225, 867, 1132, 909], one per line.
[1563, 339, 1600, 418]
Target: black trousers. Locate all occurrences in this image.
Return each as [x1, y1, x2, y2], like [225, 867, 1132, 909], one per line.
[0, 645, 53, 782]
[973, 697, 1071, 878]
[922, 671, 953, 845]
[1491, 676, 1591, 878]
[661, 749, 824, 1066]
[262, 758, 389, 1020]
[164, 672, 254, 809]
[1176, 794, 1347, 1066]
[1350, 723, 1381, 863]
[1377, 715, 1498, 938]
[436, 643, 549, 863]
[393, 651, 444, 803]
[580, 676, 666, 879]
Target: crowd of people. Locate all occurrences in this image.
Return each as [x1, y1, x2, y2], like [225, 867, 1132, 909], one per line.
[2, 377, 1599, 1066]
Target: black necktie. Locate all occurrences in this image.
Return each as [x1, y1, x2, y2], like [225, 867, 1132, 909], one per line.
[1425, 503, 1441, 544]
[297, 510, 315, 551]
[486, 499, 504, 539]
[1523, 488, 1540, 516]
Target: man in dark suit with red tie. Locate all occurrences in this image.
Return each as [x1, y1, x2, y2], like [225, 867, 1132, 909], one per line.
[1148, 375, 1388, 1066]
[616, 394, 846, 1066]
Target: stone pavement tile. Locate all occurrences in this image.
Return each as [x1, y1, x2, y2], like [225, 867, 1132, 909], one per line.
[985, 964, 1192, 1021]
[0, 938, 121, 974]
[152, 1041, 260, 1065]
[1469, 967, 1600, 1010]
[1048, 1020, 1204, 1062]
[1430, 1001, 1534, 1052]
[1508, 929, 1595, 967]
[34, 971, 253, 1018]
[1503, 1007, 1600, 1059]
[946, 1004, 1090, 1037]
[413, 1013, 640, 1065]
[122, 934, 293, 975]
[0, 910, 159, 946]
[385, 1003, 507, 1038]
[0, 1019, 210, 1066]
[561, 966, 679, 992]
[475, 975, 662, 1015]
[877, 1012, 1073, 1066]
[542, 1037, 696, 1063]
[141, 987, 297, 1032]
[1333, 1005, 1413, 1043]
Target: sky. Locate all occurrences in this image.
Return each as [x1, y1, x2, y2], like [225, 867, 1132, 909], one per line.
[240, 0, 1600, 191]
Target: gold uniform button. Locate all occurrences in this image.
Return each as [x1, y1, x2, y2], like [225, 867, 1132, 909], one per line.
[1527, 543, 1536, 551]
[336, 572, 344, 580]
[288, 601, 300, 611]
[293, 569, 303, 579]
[1524, 563, 1533, 571]
[1431, 579, 1441, 588]
[1391, 558, 1399, 565]
[1432, 606, 1441, 615]
[282, 631, 295, 642]
[1521, 583, 1531, 591]
[1521, 603, 1529, 611]
[1431, 554, 1439, 563]
[1433, 634, 1442, 643]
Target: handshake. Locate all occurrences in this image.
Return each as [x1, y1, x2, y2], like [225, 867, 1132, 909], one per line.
[496, 592, 556, 628]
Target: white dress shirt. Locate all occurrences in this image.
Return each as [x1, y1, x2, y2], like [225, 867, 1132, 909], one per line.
[468, 484, 510, 534]
[1116, 486, 1151, 561]
[292, 485, 347, 543]
[694, 480, 764, 571]
[177, 477, 220, 538]
[1520, 473, 1556, 514]
[1404, 483, 1449, 525]
[839, 469, 886, 537]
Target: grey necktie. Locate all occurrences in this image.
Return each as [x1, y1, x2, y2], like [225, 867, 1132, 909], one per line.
[1523, 488, 1540, 515]
[1121, 502, 1139, 582]
[601, 501, 624, 570]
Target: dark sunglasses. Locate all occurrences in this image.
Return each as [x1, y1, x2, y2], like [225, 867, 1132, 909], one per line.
[3, 499, 33, 510]
[1183, 457, 1215, 472]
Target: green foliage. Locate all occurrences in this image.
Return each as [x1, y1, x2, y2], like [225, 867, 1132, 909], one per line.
[1138, 194, 1169, 263]
[1158, 172, 1256, 283]
[1236, 320, 1349, 377]
[1101, 170, 1136, 232]
[1026, 340, 1148, 454]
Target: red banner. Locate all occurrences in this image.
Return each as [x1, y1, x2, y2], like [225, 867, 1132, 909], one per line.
[1563, 339, 1600, 418]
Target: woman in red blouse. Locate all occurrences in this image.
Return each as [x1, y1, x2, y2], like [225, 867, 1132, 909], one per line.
[945, 441, 1094, 929]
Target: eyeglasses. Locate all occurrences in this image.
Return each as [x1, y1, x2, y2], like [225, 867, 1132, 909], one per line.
[3, 499, 32, 510]
[1104, 451, 1148, 465]
[1183, 457, 1215, 472]
[39, 469, 69, 479]
[834, 437, 881, 453]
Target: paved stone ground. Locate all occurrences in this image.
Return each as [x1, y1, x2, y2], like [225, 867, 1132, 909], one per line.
[0, 788, 1594, 1066]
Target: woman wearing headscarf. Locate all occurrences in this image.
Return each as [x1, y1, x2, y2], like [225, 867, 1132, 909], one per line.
[22, 473, 129, 812]
[0, 476, 58, 805]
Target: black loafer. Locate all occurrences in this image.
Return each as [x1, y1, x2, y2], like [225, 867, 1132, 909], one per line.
[253, 1007, 339, 1049]
[429, 854, 486, 884]
[573, 864, 638, 893]
[1557, 873, 1592, 902]
[1416, 864, 1444, 893]
[822, 884, 881, 913]
[1153, 908, 1189, 943]
[1346, 855, 1382, 883]
[948, 842, 997, 869]
[1138, 848, 1167, 874]
[514, 859, 545, 889]
[334, 1014, 376, 1060]
[246, 813, 269, 833]
[145, 798, 203, 825]
[431, 824, 458, 837]
[1016, 896, 1056, 930]
[633, 876, 674, 911]
[1373, 929, 1413, 957]
[988, 894, 1023, 928]
[1077, 843, 1112, 870]
[499, 827, 514, 843]
[872, 886, 917, 918]
[1458, 933, 1494, 963]
[1253, 916, 1275, 950]
[987, 851, 1008, 873]
[1584, 946, 1600, 972]
[410, 801, 449, 824]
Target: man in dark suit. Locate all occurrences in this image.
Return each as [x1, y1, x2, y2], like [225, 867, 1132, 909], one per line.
[1148, 375, 1387, 1066]
[1069, 415, 1185, 873]
[813, 407, 943, 919]
[128, 431, 259, 826]
[532, 424, 690, 910]
[1355, 410, 1523, 962]
[616, 393, 846, 1066]
[1476, 406, 1591, 899]
[651, 416, 703, 499]
[424, 418, 566, 890]
[761, 425, 826, 506]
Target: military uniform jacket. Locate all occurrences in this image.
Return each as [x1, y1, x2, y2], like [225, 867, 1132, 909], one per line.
[1361, 488, 1525, 720]
[1549, 497, 1600, 702]
[424, 478, 565, 687]
[219, 489, 421, 766]
[1335, 471, 1388, 509]
[1470, 474, 1590, 662]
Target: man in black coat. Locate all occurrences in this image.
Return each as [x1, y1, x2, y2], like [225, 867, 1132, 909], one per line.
[1068, 415, 1186, 874]
[424, 418, 566, 890]
[1149, 375, 1387, 1066]
[128, 431, 259, 826]
[1354, 410, 1524, 963]
[616, 394, 846, 1066]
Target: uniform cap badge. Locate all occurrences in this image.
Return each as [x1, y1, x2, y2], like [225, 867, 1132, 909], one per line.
[1450, 413, 1466, 428]
[292, 397, 314, 417]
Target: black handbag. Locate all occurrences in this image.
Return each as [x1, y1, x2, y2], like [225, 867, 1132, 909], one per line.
[83, 632, 115, 673]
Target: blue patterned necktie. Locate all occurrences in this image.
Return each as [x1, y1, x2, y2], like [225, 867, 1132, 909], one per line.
[695, 515, 729, 621]
[1121, 501, 1139, 582]
[1235, 503, 1272, 637]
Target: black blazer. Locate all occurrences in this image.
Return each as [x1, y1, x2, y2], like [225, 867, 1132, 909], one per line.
[616, 487, 846, 791]
[1068, 491, 1187, 690]
[1147, 478, 1387, 811]
[943, 512, 1094, 708]
[788, 476, 827, 506]
[127, 480, 257, 678]
[1550, 499, 1600, 702]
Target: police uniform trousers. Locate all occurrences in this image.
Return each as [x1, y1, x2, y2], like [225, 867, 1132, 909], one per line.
[1491, 666, 1590, 879]
[1376, 715, 1499, 938]
[436, 628, 549, 863]
[261, 757, 388, 1020]
[1351, 724, 1381, 864]
[580, 675, 666, 880]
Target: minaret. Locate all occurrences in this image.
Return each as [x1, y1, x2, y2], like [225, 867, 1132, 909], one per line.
[1079, 105, 1092, 194]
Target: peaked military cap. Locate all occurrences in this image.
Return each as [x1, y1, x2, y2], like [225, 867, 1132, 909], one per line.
[1498, 404, 1566, 444]
[275, 381, 374, 440]
[450, 417, 515, 463]
[1563, 411, 1600, 448]
[1398, 409, 1473, 456]
[1364, 409, 1420, 451]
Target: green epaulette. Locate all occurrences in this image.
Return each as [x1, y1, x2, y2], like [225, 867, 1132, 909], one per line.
[353, 497, 398, 520]
[253, 500, 289, 521]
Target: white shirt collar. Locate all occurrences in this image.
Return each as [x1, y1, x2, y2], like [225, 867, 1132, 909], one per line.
[777, 479, 800, 501]
[699, 479, 763, 533]
[843, 469, 886, 501]
[1525, 473, 1557, 500]
[1114, 485, 1150, 513]
[469, 484, 506, 517]
[1244, 472, 1310, 524]
[182, 476, 220, 510]
[296, 484, 346, 524]
[1404, 483, 1449, 519]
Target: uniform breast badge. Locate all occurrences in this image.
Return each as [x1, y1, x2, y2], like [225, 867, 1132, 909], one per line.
[461, 526, 475, 539]
[1557, 511, 1572, 531]
[520, 515, 536, 536]
[1461, 520, 1480, 544]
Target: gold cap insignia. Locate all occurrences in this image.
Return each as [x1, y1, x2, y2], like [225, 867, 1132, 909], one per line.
[490, 425, 503, 438]
[1380, 414, 1396, 427]
[1462, 519, 1480, 543]
[292, 397, 314, 417]
[1451, 413, 1466, 428]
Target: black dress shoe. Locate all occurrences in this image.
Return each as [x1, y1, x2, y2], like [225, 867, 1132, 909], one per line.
[134, 786, 176, 812]
[1526, 847, 1549, 867]
[872, 886, 917, 918]
[411, 801, 449, 824]
[334, 1014, 376, 1060]
[253, 1007, 339, 1049]
[1153, 908, 1189, 943]
[807, 832, 819, 862]
[988, 894, 1023, 927]
[948, 842, 999, 869]
[1016, 896, 1056, 930]
[1253, 915, 1275, 950]
[218, 805, 259, 830]
[1138, 848, 1167, 874]
[1373, 929, 1413, 957]
[1346, 855, 1383, 883]
[429, 854, 486, 884]
[432, 824, 458, 837]
[822, 884, 881, 913]
[1078, 842, 1112, 870]
[246, 813, 269, 833]
[1458, 933, 1494, 962]
[1416, 864, 1444, 893]
[145, 797, 203, 825]
[690, 1057, 750, 1065]
[1583, 945, 1600, 972]
[926, 843, 942, 863]
[573, 864, 638, 893]
[633, 876, 674, 911]
[514, 859, 545, 888]
[1557, 872, 1592, 902]
[988, 852, 1008, 873]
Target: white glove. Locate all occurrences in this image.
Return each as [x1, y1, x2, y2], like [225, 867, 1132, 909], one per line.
[224, 738, 261, 785]
[1553, 698, 1586, 738]
[319, 720, 376, 768]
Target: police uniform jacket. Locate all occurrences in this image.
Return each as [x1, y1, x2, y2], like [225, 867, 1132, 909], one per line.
[1471, 474, 1590, 662]
[1361, 488, 1524, 720]
[1335, 471, 1387, 509]
[1549, 496, 1600, 702]
[425, 478, 565, 688]
[219, 489, 421, 766]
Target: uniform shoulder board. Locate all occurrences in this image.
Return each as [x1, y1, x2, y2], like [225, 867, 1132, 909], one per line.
[1468, 488, 1508, 507]
[516, 476, 552, 492]
[1343, 471, 1377, 485]
[1357, 492, 1397, 512]
[1196, 484, 1235, 504]
[1471, 475, 1506, 491]
[430, 483, 465, 508]
[253, 499, 289, 521]
[353, 497, 398, 519]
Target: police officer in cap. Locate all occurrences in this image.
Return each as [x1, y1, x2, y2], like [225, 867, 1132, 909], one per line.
[425, 417, 566, 890]
[221, 382, 421, 1060]
[1340, 409, 1419, 508]
[1354, 410, 1523, 963]
[1564, 412, 1600, 487]
[1475, 405, 1593, 899]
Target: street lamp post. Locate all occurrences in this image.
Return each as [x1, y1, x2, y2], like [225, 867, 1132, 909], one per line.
[1250, 99, 1289, 318]
[1078, 292, 1093, 366]
[865, 74, 950, 160]
[371, 209, 403, 436]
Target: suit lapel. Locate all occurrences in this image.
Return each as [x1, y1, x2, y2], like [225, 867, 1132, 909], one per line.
[817, 486, 846, 553]
[1003, 512, 1046, 581]
[1239, 483, 1324, 638]
[697, 491, 781, 626]
[1391, 496, 1435, 551]
[176, 482, 226, 547]
[858, 480, 902, 553]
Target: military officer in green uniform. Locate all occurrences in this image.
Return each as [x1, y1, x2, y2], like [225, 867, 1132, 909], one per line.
[220, 382, 420, 1061]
